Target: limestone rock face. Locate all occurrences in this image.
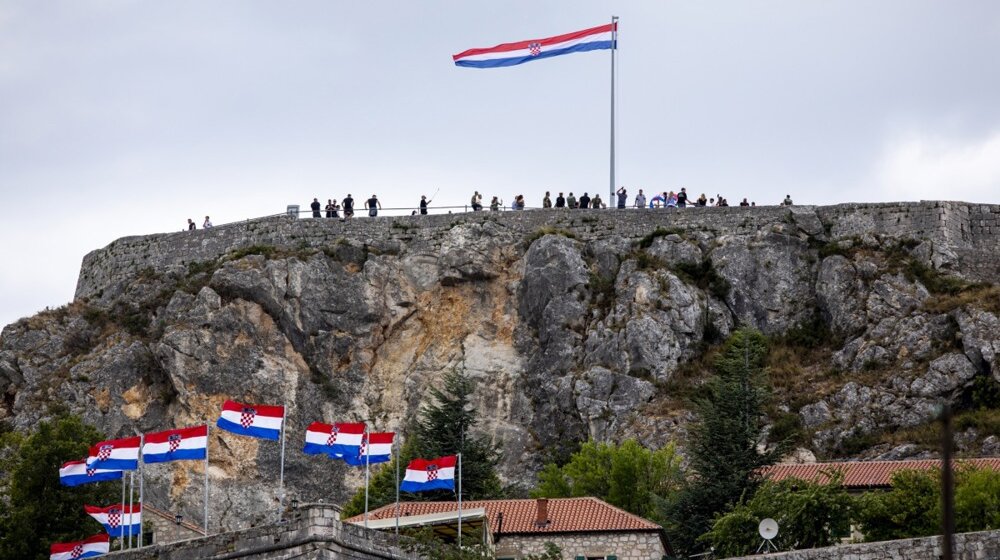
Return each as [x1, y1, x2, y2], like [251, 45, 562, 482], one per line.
[3, 203, 1000, 530]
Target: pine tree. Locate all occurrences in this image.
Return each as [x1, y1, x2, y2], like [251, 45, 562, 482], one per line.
[0, 415, 119, 560]
[342, 369, 504, 517]
[662, 327, 781, 556]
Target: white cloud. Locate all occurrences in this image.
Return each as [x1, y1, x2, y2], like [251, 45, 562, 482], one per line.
[874, 131, 1000, 204]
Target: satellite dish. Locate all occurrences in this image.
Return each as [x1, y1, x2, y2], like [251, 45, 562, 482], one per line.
[758, 518, 779, 540]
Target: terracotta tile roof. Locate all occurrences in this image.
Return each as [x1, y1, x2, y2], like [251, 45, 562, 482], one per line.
[346, 497, 662, 535]
[762, 458, 1000, 489]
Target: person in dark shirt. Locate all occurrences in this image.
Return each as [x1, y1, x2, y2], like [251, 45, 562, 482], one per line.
[367, 194, 381, 217]
[342, 194, 355, 218]
[187, 218, 196, 230]
[616, 187, 627, 209]
[555, 192, 566, 208]
[578, 192, 591, 209]
[325, 199, 335, 218]
[677, 188, 688, 208]
[740, 198, 750, 207]
[311, 198, 322, 218]
[419, 195, 428, 215]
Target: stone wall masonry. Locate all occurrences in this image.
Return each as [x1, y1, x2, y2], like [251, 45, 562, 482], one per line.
[728, 528, 1000, 560]
[106, 504, 417, 560]
[495, 531, 667, 560]
[75, 201, 1000, 301]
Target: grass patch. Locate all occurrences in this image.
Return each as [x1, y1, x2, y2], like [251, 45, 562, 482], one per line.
[635, 227, 685, 249]
[587, 271, 617, 314]
[923, 284, 1000, 314]
[525, 227, 578, 245]
[672, 258, 731, 299]
[229, 244, 278, 260]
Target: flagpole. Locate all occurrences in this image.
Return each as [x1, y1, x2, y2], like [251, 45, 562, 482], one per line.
[120, 474, 127, 551]
[278, 406, 287, 523]
[204, 423, 211, 534]
[609, 15, 618, 204]
[364, 430, 372, 529]
[457, 453, 463, 550]
[128, 470, 134, 548]
[394, 443, 400, 539]
[138, 432, 144, 548]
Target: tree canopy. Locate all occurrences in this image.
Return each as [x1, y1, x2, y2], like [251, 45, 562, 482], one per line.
[0, 415, 118, 560]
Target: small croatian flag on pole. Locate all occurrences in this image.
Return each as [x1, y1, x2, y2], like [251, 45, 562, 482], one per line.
[400, 455, 457, 492]
[303, 422, 365, 458]
[142, 425, 208, 463]
[85, 436, 141, 471]
[452, 22, 617, 69]
[217, 400, 284, 440]
[84, 503, 142, 538]
[344, 432, 395, 466]
[49, 533, 110, 560]
[59, 459, 122, 487]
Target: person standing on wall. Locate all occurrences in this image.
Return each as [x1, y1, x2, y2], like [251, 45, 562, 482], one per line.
[367, 194, 382, 217]
[342, 194, 355, 219]
[203, 216, 213, 228]
[187, 218, 196, 230]
[616, 187, 628, 209]
[420, 195, 429, 215]
[543, 191, 552, 208]
[311, 198, 322, 218]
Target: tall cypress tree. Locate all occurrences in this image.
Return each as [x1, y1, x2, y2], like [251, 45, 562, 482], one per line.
[662, 327, 781, 556]
[342, 369, 504, 517]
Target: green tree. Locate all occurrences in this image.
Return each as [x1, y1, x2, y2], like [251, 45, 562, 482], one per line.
[954, 466, 1000, 532]
[531, 439, 682, 522]
[342, 369, 504, 517]
[661, 327, 781, 556]
[854, 469, 940, 542]
[701, 472, 853, 556]
[0, 415, 118, 560]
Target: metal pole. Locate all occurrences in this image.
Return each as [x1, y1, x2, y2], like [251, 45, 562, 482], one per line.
[128, 471, 134, 548]
[364, 430, 371, 529]
[120, 474, 127, 551]
[138, 433, 144, 548]
[941, 403, 955, 560]
[457, 453, 463, 551]
[609, 15, 618, 204]
[394, 444, 400, 539]
[204, 423, 211, 534]
[278, 407, 287, 523]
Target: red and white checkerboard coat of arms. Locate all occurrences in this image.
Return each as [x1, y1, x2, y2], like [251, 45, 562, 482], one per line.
[71, 544, 84, 559]
[168, 433, 183, 453]
[426, 463, 439, 481]
[529, 42, 541, 56]
[358, 434, 368, 460]
[86, 467, 96, 477]
[326, 425, 340, 446]
[107, 507, 121, 529]
[240, 407, 256, 429]
[97, 444, 114, 461]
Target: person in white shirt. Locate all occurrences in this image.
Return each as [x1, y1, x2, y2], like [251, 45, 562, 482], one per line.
[634, 189, 647, 208]
[203, 216, 213, 228]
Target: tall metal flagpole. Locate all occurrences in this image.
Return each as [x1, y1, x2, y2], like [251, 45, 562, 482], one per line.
[457, 453, 463, 550]
[364, 430, 371, 529]
[394, 444, 400, 538]
[204, 423, 210, 534]
[609, 15, 618, 204]
[277, 407, 287, 523]
[138, 433, 144, 548]
[128, 471, 134, 548]
[120, 474, 127, 551]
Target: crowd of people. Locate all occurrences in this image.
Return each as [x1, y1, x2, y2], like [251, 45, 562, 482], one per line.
[184, 190, 795, 230]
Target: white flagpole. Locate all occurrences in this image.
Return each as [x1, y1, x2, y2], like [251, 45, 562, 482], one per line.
[394, 444, 400, 538]
[457, 453, 463, 550]
[609, 15, 618, 204]
[278, 406, 287, 523]
[120, 474, 127, 551]
[204, 423, 210, 534]
[364, 430, 371, 529]
[138, 433, 144, 548]
[128, 470, 134, 548]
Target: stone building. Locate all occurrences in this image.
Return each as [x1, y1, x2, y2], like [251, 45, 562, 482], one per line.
[143, 504, 207, 545]
[763, 458, 1000, 493]
[347, 497, 672, 559]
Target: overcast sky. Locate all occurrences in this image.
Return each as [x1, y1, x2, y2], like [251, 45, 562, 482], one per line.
[2, 1, 999, 330]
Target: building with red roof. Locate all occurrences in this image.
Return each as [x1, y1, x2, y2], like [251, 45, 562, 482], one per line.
[762, 458, 1000, 491]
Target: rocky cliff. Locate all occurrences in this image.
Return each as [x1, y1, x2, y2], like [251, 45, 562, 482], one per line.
[2, 202, 999, 530]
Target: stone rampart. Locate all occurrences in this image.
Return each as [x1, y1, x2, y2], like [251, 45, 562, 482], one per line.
[106, 504, 416, 560]
[75, 201, 1000, 300]
[728, 528, 1000, 560]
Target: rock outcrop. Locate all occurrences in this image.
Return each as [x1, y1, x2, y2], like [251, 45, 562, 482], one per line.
[2, 202, 999, 530]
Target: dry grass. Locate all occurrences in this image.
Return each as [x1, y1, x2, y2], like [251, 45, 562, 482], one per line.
[923, 284, 1000, 315]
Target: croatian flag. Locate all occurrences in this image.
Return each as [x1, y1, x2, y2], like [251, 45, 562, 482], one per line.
[143, 425, 208, 463]
[453, 22, 617, 69]
[59, 459, 122, 487]
[303, 422, 365, 458]
[84, 503, 142, 538]
[400, 455, 457, 493]
[49, 533, 109, 560]
[344, 432, 395, 466]
[86, 436, 141, 471]
[217, 400, 284, 440]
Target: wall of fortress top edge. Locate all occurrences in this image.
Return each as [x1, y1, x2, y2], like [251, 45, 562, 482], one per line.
[75, 201, 1000, 302]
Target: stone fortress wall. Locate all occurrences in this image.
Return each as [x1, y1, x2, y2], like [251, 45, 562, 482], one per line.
[76, 201, 1000, 301]
[728, 528, 1000, 560]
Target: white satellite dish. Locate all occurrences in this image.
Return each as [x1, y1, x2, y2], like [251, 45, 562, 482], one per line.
[758, 518, 779, 540]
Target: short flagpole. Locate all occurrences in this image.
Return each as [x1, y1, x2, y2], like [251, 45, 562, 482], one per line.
[609, 15, 618, 204]
[204, 423, 211, 534]
[364, 429, 371, 530]
[278, 406, 287, 523]
[120, 474, 127, 551]
[138, 432, 144, 548]
[457, 453, 463, 550]
[128, 470, 135, 548]
[394, 444, 400, 539]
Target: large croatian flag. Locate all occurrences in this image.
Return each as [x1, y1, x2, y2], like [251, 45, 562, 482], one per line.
[59, 459, 122, 487]
[49, 533, 109, 560]
[400, 455, 457, 493]
[84, 503, 142, 538]
[452, 22, 617, 69]
[217, 400, 284, 440]
[344, 432, 395, 466]
[86, 436, 141, 471]
[303, 422, 365, 458]
[143, 425, 208, 463]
